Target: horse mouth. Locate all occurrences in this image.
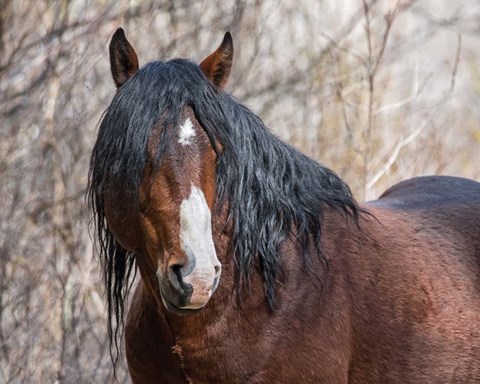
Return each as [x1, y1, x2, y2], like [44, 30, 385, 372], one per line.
[159, 287, 205, 316]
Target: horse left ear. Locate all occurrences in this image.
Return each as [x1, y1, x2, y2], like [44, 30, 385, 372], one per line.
[199, 32, 234, 90]
[109, 28, 139, 88]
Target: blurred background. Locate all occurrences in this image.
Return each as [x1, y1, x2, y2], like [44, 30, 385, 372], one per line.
[1, 0, 479, 382]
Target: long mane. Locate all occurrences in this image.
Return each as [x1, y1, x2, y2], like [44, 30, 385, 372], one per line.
[88, 59, 360, 360]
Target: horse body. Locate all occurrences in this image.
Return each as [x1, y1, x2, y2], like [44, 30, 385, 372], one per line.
[346, 176, 480, 383]
[125, 177, 480, 383]
[88, 29, 480, 383]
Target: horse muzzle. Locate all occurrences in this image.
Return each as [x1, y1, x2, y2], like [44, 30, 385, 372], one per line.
[157, 259, 221, 315]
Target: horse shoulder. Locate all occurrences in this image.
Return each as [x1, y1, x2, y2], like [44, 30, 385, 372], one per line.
[125, 282, 186, 384]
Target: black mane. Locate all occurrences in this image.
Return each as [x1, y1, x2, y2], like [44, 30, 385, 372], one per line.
[88, 59, 359, 361]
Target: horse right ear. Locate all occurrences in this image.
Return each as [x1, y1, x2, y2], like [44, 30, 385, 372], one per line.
[109, 28, 139, 88]
[199, 32, 233, 90]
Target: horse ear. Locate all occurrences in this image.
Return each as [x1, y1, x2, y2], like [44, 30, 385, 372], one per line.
[109, 28, 139, 88]
[199, 32, 234, 90]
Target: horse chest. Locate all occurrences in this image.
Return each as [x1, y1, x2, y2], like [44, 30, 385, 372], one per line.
[170, 326, 263, 383]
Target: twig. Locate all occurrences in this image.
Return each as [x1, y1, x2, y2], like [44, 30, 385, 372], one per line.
[372, 0, 400, 75]
[367, 122, 427, 190]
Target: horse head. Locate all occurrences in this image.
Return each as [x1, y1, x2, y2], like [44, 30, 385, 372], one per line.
[101, 29, 234, 314]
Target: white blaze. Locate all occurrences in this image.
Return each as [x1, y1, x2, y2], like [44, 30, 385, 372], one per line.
[178, 118, 196, 146]
[179, 185, 220, 307]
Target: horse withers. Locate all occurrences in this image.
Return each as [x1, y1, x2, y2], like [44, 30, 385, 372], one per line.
[88, 29, 480, 383]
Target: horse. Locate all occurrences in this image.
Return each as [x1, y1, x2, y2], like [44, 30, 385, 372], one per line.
[88, 28, 480, 383]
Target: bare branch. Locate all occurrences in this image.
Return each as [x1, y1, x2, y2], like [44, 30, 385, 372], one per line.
[367, 122, 427, 190]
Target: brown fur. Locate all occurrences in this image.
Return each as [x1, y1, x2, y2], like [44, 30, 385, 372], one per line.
[122, 184, 480, 383]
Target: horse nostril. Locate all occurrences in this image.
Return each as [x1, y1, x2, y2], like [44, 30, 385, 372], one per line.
[170, 263, 183, 279]
[168, 263, 186, 290]
[214, 265, 221, 276]
[167, 262, 193, 302]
